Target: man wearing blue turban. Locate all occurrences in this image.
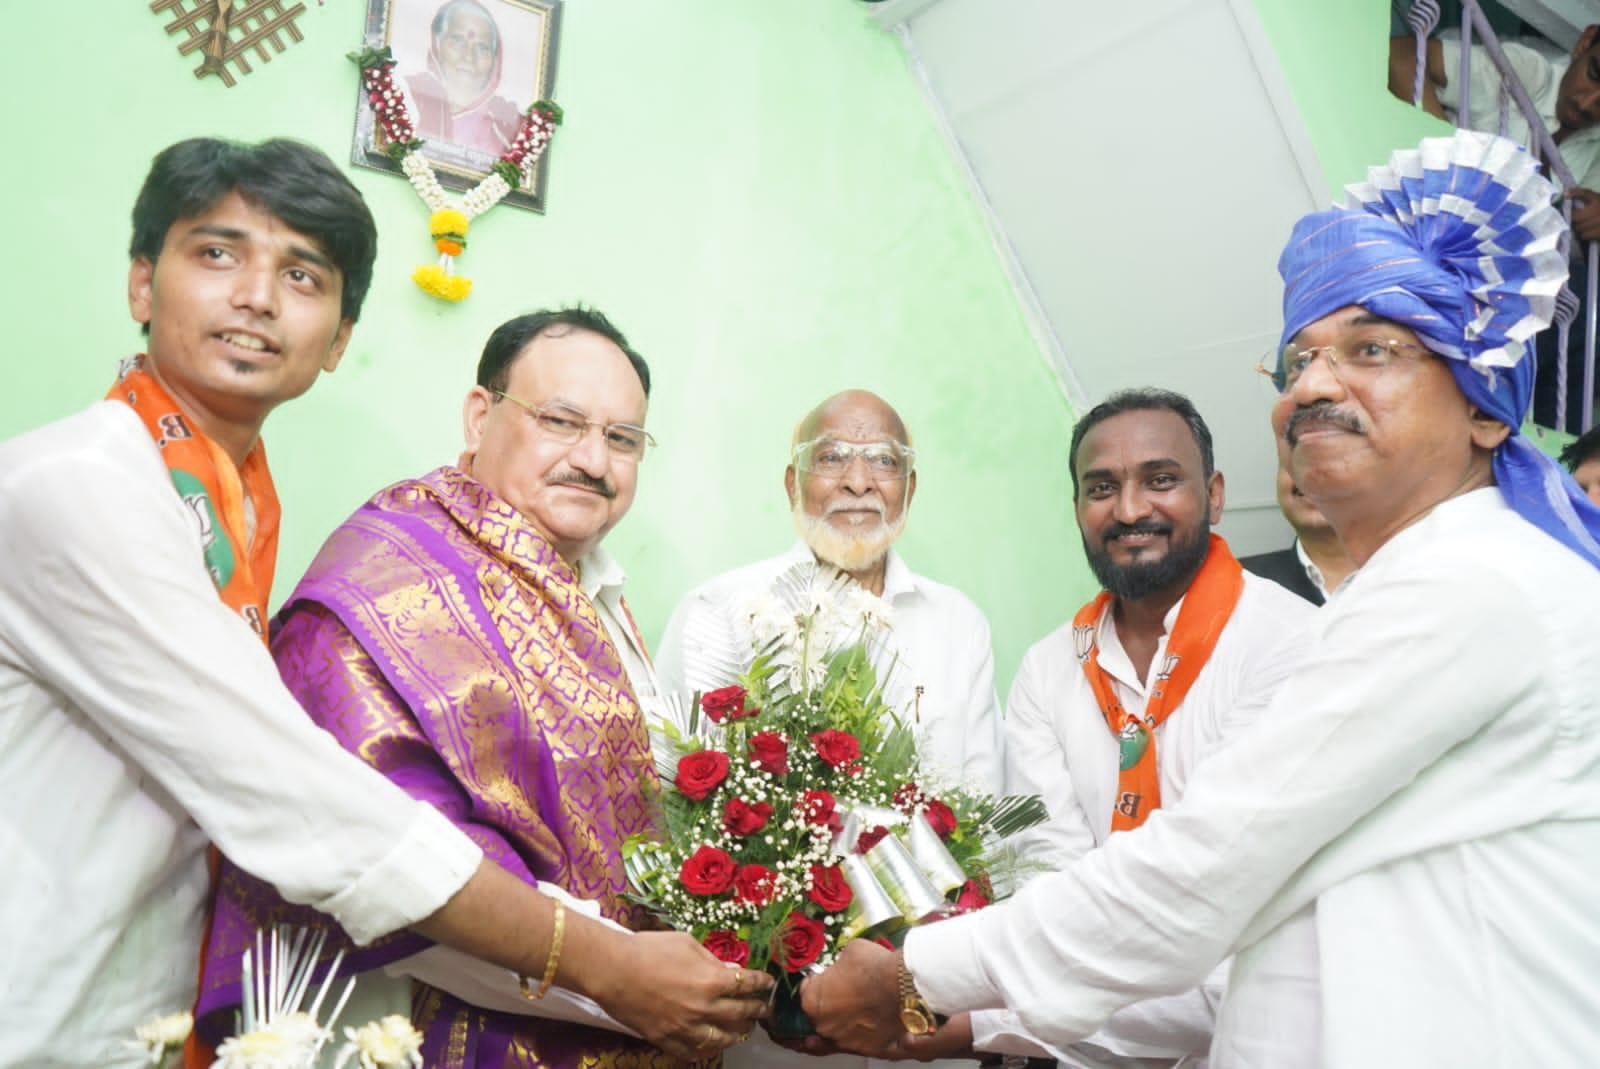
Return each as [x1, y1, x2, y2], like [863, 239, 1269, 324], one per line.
[803, 130, 1600, 1069]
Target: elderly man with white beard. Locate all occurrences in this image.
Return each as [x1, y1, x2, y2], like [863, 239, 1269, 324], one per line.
[658, 389, 1002, 792]
[656, 388, 1004, 1069]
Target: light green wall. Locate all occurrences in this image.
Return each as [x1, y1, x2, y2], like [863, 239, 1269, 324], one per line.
[0, 1, 1090, 692]
[1250, 0, 1445, 196]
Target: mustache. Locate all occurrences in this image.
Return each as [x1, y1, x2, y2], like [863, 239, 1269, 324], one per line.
[1284, 402, 1363, 445]
[824, 500, 885, 518]
[1101, 519, 1172, 542]
[547, 470, 616, 499]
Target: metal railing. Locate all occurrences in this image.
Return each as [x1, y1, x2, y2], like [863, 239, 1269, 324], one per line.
[1404, 0, 1597, 432]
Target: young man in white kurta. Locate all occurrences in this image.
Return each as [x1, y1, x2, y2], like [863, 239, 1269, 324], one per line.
[0, 403, 481, 1066]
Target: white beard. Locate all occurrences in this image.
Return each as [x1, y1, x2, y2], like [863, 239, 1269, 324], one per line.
[791, 500, 906, 573]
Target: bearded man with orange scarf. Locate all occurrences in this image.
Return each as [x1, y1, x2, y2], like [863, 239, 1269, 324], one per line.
[947, 389, 1310, 1069]
[0, 137, 766, 1069]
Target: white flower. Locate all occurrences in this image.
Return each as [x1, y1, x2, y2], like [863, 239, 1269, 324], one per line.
[842, 587, 894, 632]
[213, 1012, 327, 1069]
[745, 592, 795, 648]
[333, 1015, 424, 1069]
[132, 1011, 192, 1065]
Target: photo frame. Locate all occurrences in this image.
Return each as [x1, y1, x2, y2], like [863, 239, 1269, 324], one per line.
[352, 0, 562, 212]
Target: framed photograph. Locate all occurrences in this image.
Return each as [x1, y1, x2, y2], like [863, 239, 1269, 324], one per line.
[352, 0, 562, 212]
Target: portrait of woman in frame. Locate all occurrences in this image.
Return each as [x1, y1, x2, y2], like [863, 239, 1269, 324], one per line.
[352, 0, 561, 211]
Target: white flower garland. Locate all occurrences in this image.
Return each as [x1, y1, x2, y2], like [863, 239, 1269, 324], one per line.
[352, 45, 562, 302]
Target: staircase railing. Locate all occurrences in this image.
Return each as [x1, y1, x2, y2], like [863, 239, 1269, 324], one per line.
[1404, 0, 1596, 432]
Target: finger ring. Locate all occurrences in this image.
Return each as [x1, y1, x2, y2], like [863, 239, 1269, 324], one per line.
[732, 970, 745, 995]
[700, 1024, 720, 1048]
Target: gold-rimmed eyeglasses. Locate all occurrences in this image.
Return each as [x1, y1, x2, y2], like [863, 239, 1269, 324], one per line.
[1255, 338, 1433, 393]
[492, 391, 657, 462]
[792, 437, 915, 481]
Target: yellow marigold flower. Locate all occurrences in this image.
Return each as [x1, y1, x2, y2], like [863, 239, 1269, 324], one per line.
[413, 263, 472, 302]
[428, 208, 470, 241]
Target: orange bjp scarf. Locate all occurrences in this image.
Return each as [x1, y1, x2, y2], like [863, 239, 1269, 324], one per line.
[106, 356, 279, 1068]
[1070, 534, 1244, 833]
[106, 356, 279, 638]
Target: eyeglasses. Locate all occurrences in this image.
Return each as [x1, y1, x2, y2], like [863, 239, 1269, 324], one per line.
[792, 437, 915, 481]
[1256, 338, 1433, 392]
[491, 392, 657, 462]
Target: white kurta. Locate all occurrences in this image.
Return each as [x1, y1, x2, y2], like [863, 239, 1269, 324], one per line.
[0, 403, 482, 1068]
[907, 489, 1600, 1069]
[974, 572, 1312, 1068]
[657, 544, 1004, 1069]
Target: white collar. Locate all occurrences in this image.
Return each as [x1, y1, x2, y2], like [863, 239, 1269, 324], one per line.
[577, 544, 627, 602]
[1293, 538, 1329, 597]
[782, 541, 919, 602]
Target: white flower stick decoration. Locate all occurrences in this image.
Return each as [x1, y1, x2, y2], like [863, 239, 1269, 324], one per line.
[213, 925, 355, 1069]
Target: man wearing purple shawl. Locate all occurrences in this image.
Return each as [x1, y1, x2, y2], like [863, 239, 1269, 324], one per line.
[196, 308, 771, 1067]
[804, 131, 1600, 1068]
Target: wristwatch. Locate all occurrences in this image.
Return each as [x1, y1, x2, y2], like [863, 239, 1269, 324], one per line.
[896, 952, 938, 1035]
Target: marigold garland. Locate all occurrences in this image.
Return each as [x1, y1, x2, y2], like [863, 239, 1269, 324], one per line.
[350, 46, 563, 303]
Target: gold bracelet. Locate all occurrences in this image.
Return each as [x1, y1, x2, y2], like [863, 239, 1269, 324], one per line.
[520, 900, 566, 1000]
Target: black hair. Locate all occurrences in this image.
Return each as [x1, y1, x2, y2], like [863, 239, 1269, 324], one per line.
[1068, 387, 1216, 495]
[129, 137, 378, 323]
[476, 306, 651, 397]
[1559, 424, 1600, 473]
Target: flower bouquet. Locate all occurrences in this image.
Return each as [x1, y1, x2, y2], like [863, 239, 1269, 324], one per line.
[625, 565, 1045, 1034]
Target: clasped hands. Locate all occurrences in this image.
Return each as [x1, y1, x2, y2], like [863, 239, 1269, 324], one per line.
[604, 930, 775, 1061]
[795, 941, 979, 1062]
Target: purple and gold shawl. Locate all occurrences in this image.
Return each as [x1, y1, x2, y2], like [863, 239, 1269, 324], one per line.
[195, 466, 685, 1069]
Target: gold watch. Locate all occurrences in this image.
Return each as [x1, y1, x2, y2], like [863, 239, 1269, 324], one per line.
[896, 952, 938, 1035]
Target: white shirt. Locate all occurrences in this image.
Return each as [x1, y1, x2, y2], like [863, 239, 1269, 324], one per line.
[657, 544, 1004, 1069]
[1437, 38, 1600, 190]
[0, 402, 482, 1068]
[907, 489, 1600, 1069]
[656, 543, 1005, 794]
[974, 572, 1313, 1068]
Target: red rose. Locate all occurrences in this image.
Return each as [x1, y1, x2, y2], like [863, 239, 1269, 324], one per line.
[748, 732, 790, 775]
[870, 936, 897, 951]
[734, 863, 780, 906]
[922, 799, 958, 840]
[856, 824, 891, 854]
[954, 878, 990, 913]
[675, 750, 730, 801]
[701, 685, 757, 724]
[774, 912, 827, 972]
[810, 730, 861, 769]
[679, 844, 737, 896]
[722, 797, 774, 837]
[798, 789, 839, 829]
[703, 929, 751, 966]
[806, 863, 854, 913]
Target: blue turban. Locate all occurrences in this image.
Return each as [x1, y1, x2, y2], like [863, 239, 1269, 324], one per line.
[1278, 130, 1600, 569]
